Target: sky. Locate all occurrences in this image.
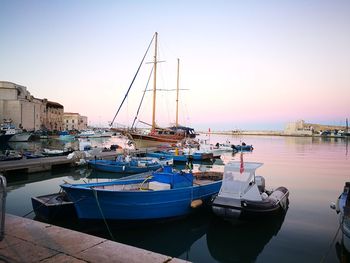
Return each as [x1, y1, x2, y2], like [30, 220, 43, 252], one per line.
[1, 0, 349, 131]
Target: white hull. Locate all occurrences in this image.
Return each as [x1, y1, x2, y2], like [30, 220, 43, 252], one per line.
[8, 132, 32, 142]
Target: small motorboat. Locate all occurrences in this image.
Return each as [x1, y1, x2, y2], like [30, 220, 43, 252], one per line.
[87, 156, 163, 174]
[212, 162, 289, 219]
[0, 150, 22, 161]
[231, 143, 254, 152]
[331, 182, 350, 252]
[42, 148, 74, 157]
[31, 192, 76, 221]
[23, 151, 46, 159]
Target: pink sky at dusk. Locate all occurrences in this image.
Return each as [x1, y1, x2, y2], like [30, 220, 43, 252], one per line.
[1, 1, 349, 131]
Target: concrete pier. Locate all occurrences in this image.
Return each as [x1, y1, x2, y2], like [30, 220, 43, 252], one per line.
[0, 214, 188, 263]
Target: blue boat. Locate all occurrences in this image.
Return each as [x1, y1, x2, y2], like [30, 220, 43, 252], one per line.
[60, 166, 223, 220]
[87, 156, 162, 174]
[232, 144, 254, 152]
[147, 150, 213, 162]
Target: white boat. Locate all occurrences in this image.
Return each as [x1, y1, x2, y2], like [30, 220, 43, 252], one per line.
[77, 130, 95, 138]
[8, 132, 33, 142]
[212, 161, 289, 220]
[0, 119, 19, 143]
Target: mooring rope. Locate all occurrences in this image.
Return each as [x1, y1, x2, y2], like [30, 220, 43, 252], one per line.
[91, 188, 116, 241]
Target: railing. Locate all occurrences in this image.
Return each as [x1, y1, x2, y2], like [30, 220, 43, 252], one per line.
[0, 175, 6, 241]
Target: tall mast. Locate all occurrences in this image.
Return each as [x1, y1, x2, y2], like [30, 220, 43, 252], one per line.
[176, 58, 180, 127]
[151, 32, 158, 131]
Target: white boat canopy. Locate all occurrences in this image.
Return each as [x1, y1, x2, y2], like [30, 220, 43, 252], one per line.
[219, 162, 263, 199]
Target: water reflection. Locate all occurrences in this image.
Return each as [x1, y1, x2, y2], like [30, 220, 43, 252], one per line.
[50, 210, 211, 259]
[207, 214, 286, 262]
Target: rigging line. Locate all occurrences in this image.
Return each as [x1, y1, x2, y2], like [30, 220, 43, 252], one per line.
[131, 66, 154, 129]
[110, 33, 156, 127]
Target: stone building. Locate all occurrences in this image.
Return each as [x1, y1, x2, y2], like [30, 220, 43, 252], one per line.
[0, 81, 65, 131]
[0, 81, 43, 131]
[284, 119, 347, 135]
[45, 101, 64, 131]
[63, 112, 88, 131]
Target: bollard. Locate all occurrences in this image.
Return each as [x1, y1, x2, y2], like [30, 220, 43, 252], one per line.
[0, 175, 7, 241]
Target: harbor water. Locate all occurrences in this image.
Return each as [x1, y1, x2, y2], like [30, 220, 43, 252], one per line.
[3, 134, 350, 262]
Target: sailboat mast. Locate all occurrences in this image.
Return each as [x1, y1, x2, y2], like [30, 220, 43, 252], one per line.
[151, 32, 158, 131]
[176, 58, 180, 128]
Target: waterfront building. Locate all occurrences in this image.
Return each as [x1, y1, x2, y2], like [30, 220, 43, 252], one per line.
[44, 101, 64, 131]
[0, 81, 65, 131]
[0, 81, 43, 131]
[284, 119, 347, 136]
[63, 112, 88, 131]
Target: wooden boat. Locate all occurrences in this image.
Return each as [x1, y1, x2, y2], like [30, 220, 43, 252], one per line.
[87, 156, 162, 174]
[31, 192, 76, 221]
[212, 162, 289, 219]
[60, 166, 223, 220]
[110, 33, 194, 148]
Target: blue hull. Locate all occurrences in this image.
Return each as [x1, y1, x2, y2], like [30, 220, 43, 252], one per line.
[88, 159, 162, 174]
[61, 172, 222, 220]
[232, 145, 254, 152]
[147, 151, 212, 162]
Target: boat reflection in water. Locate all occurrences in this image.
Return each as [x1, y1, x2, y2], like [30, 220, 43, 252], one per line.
[207, 213, 286, 262]
[47, 210, 211, 260]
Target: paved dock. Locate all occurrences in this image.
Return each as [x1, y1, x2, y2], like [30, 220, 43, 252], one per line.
[0, 214, 188, 263]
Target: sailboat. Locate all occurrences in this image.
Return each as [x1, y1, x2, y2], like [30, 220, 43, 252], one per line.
[112, 32, 193, 148]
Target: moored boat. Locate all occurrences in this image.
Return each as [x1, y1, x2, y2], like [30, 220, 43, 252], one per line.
[331, 182, 350, 252]
[60, 166, 223, 220]
[87, 156, 163, 174]
[212, 162, 289, 220]
[31, 192, 76, 221]
[8, 131, 33, 142]
[42, 148, 74, 156]
[232, 143, 254, 152]
[147, 149, 213, 162]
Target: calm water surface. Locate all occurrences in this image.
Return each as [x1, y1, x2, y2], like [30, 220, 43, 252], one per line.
[4, 135, 350, 262]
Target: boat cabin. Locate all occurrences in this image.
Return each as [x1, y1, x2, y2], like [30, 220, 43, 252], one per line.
[219, 162, 264, 201]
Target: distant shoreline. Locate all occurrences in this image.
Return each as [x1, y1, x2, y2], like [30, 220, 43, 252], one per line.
[198, 131, 348, 138]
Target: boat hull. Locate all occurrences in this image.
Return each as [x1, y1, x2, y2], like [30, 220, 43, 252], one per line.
[129, 132, 184, 148]
[8, 132, 32, 142]
[147, 151, 213, 162]
[61, 180, 222, 220]
[212, 187, 289, 219]
[88, 159, 162, 174]
[31, 193, 76, 221]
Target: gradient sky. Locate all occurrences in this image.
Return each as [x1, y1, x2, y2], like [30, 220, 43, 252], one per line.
[1, 0, 349, 130]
